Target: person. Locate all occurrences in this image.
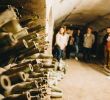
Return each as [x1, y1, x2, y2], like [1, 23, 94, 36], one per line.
[66, 30, 74, 59]
[103, 27, 110, 70]
[91, 31, 98, 56]
[73, 29, 83, 60]
[53, 27, 68, 62]
[83, 27, 95, 62]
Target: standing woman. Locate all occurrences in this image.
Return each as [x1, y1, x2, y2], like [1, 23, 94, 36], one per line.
[103, 27, 110, 71]
[83, 27, 95, 62]
[55, 27, 68, 62]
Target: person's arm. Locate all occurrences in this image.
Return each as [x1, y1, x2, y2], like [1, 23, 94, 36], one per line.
[69, 37, 74, 45]
[64, 34, 70, 47]
[65, 38, 68, 47]
[56, 33, 60, 45]
[92, 34, 95, 44]
[56, 33, 62, 48]
[102, 34, 107, 46]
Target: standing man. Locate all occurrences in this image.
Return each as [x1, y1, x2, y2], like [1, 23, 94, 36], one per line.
[74, 29, 83, 60]
[83, 27, 95, 62]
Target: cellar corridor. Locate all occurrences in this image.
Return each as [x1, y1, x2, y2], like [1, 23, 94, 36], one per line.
[53, 59, 110, 100]
[1, 0, 110, 100]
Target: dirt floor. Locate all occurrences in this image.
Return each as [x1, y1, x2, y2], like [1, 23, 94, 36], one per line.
[52, 59, 110, 100]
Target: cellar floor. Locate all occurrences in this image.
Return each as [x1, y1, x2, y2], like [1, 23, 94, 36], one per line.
[52, 59, 110, 100]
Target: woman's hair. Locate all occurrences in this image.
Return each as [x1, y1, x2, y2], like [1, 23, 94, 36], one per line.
[61, 26, 67, 31]
[86, 26, 93, 33]
[59, 27, 65, 35]
[106, 27, 110, 29]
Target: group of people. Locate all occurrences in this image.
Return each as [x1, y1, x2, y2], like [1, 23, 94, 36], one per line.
[53, 26, 110, 69]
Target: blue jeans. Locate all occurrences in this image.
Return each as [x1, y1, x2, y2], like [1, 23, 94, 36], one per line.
[75, 43, 79, 57]
[57, 49, 64, 62]
[83, 47, 91, 62]
[53, 45, 64, 62]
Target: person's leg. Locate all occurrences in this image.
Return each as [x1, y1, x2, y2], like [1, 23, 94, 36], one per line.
[61, 50, 63, 58]
[84, 48, 90, 62]
[52, 46, 57, 58]
[83, 47, 87, 61]
[75, 44, 79, 60]
[108, 51, 110, 69]
[75, 44, 78, 56]
[104, 50, 110, 72]
[56, 47, 62, 62]
[83, 47, 85, 61]
[103, 47, 107, 66]
[85, 48, 89, 62]
[106, 50, 109, 67]
[66, 45, 70, 59]
[87, 48, 91, 62]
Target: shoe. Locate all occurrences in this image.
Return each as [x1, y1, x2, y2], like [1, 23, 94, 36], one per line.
[66, 56, 70, 59]
[60, 59, 63, 63]
[75, 57, 78, 61]
[104, 64, 107, 67]
[104, 65, 110, 73]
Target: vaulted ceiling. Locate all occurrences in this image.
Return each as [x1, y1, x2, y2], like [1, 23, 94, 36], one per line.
[53, 0, 110, 31]
[0, 0, 110, 32]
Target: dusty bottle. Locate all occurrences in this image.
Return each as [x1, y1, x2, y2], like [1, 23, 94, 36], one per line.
[0, 75, 11, 94]
[2, 63, 33, 75]
[8, 72, 27, 85]
[3, 92, 31, 100]
[5, 81, 38, 95]
[0, 33, 17, 48]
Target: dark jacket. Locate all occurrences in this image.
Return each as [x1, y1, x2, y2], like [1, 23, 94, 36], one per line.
[73, 33, 83, 46]
[103, 34, 109, 46]
[67, 36, 74, 46]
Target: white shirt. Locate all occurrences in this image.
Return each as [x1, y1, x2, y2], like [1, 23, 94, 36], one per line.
[56, 32, 68, 50]
[65, 33, 69, 42]
[107, 35, 110, 41]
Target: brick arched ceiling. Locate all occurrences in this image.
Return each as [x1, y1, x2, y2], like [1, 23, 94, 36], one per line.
[53, 0, 110, 31]
[1, 0, 110, 31]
